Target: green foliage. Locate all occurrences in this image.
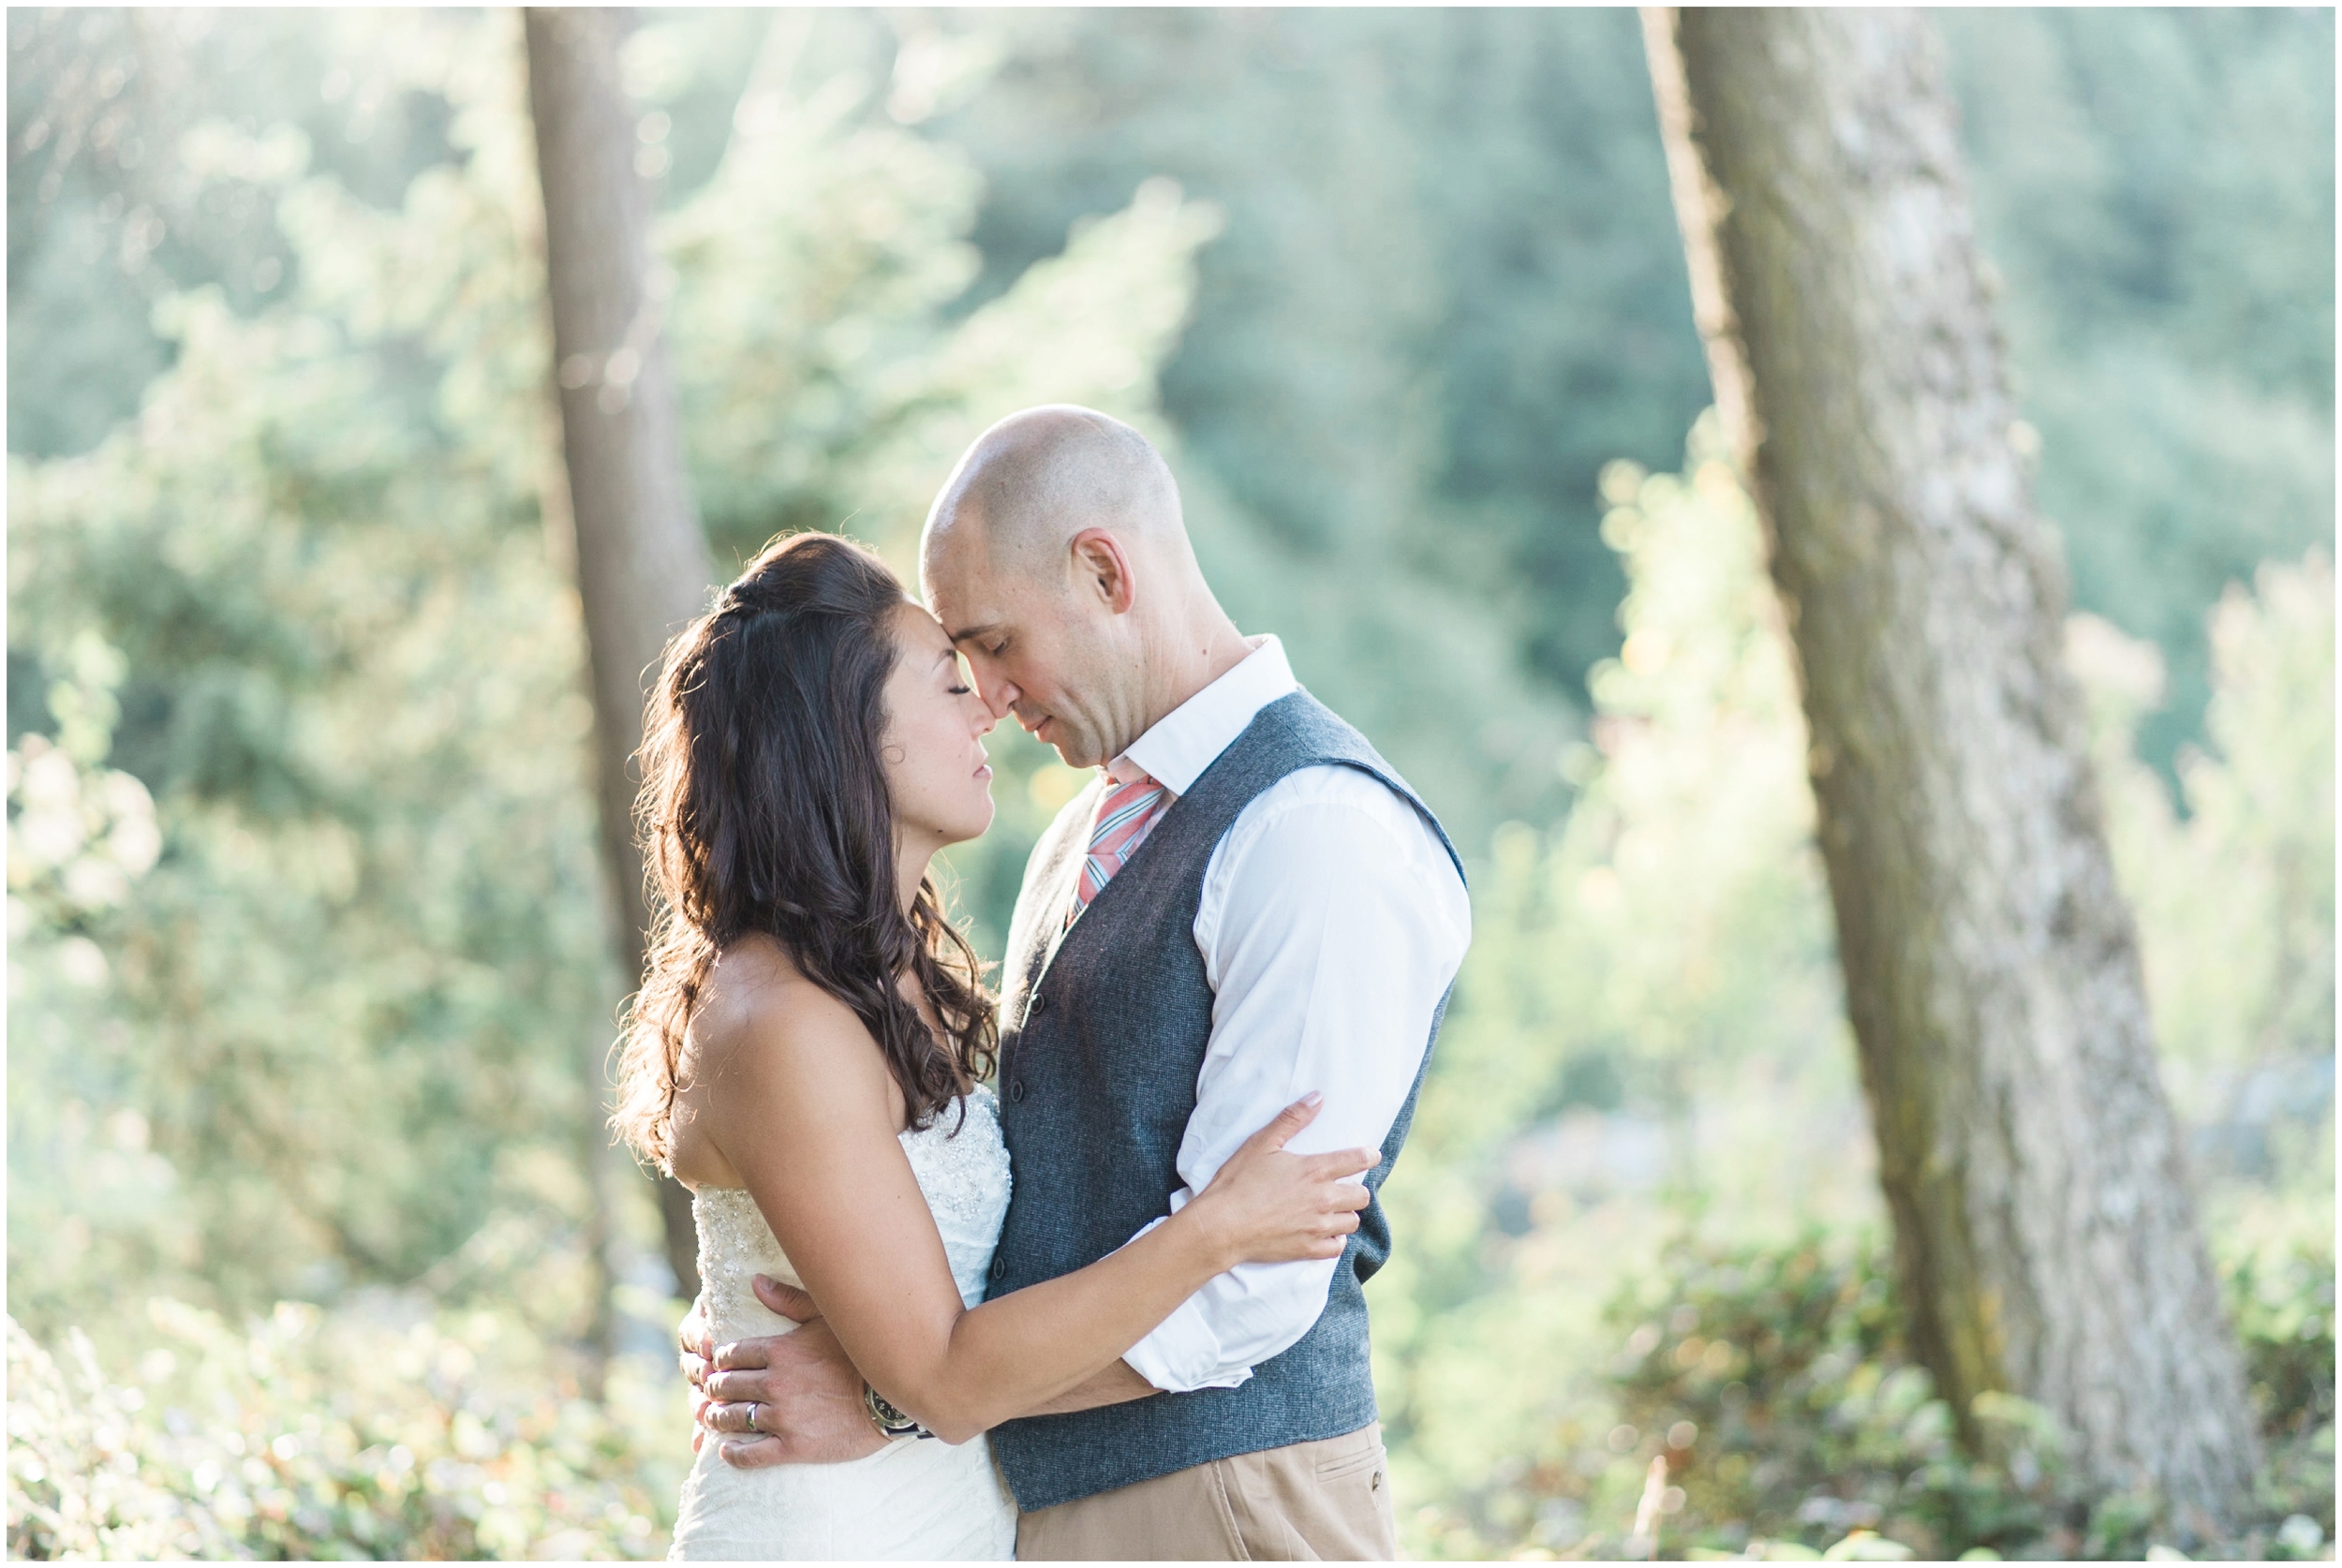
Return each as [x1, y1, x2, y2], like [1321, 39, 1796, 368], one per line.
[1394, 419, 1852, 1179]
[2233, 1246, 2339, 1445]
[7, 14, 622, 1324]
[1394, 1229, 2335, 1561]
[2230, 1243, 2339, 1549]
[1377, 428, 2335, 1560]
[7, 10, 480, 461]
[654, 17, 1221, 577]
[1939, 7, 2335, 777]
[7, 1301, 688, 1561]
[2073, 554, 2335, 1102]
[1579, 1235, 2080, 1561]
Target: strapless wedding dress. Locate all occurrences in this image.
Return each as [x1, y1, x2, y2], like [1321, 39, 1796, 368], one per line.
[669, 1086, 1018, 1561]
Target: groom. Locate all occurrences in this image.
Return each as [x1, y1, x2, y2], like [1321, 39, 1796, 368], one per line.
[683, 406, 1470, 1559]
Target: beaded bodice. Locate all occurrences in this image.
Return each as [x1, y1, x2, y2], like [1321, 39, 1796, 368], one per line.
[691, 1085, 1012, 1343]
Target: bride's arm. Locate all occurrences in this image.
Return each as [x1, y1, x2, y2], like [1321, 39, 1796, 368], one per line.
[699, 981, 1371, 1447]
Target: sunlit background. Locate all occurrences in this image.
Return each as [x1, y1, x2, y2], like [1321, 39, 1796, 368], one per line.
[7, 8, 2332, 1561]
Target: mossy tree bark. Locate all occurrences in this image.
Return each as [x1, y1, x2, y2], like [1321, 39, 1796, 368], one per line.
[525, 7, 715, 1306]
[1641, 7, 2255, 1530]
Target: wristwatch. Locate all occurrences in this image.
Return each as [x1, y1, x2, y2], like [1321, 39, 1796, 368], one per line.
[864, 1382, 936, 1441]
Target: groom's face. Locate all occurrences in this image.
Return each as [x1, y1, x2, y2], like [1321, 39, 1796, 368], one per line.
[925, 536, 1134, 772]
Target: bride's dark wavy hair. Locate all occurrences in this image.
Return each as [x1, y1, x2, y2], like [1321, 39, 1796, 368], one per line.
[614, 532, 995, 1170]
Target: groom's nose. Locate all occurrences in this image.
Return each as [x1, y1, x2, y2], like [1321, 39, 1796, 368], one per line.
[975, 673, 1018, 722]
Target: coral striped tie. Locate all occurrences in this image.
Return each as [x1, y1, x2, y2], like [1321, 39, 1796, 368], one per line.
[1067, 773, 1170, 926]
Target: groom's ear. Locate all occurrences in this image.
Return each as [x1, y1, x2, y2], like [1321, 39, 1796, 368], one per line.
[1069, 528, 1137, 616]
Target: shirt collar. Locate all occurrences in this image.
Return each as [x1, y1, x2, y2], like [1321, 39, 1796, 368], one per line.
[1113, 635, 1297, 795]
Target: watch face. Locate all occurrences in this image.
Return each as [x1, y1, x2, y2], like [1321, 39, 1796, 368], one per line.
[866, 1384, 915, 1429]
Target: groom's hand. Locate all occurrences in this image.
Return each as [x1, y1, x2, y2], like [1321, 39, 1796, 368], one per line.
[698, 1274, 889, 1468]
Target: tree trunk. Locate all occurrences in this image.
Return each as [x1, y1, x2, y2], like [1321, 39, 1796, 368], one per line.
[525, 6, 714, 1304]
[1641, 7, 2255, 1531]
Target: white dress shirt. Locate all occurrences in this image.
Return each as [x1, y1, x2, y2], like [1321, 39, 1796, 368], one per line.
[1108, 636, 1473, 1393]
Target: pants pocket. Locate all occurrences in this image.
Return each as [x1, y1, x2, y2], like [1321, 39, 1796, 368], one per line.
[1311, 1427, 1385, 1484]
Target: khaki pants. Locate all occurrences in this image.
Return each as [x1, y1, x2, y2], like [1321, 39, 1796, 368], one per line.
[1015, 1424, 1397, 1561]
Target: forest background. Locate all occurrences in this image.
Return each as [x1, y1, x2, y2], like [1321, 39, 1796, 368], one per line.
[6, 7, 2334, 1561]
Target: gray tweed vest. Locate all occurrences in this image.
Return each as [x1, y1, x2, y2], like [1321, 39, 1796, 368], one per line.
[986, 688, 1463, 1512]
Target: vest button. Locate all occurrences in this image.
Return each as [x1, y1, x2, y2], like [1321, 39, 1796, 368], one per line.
[989, 1254, 1005, 1282]
[1010, 1079, 1026, 1103]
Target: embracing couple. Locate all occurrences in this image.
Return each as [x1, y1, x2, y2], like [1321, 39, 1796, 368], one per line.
[618, 406, 1470, 1560]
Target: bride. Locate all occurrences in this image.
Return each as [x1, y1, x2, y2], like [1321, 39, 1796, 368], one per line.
[611, 532, 1376, 1561]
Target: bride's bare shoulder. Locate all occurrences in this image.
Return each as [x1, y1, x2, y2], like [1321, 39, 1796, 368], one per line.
[680, 933, 868, 1080]
[669, 936, 890, 1188]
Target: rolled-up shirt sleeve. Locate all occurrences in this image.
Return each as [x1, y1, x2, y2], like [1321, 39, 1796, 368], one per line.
[1119, 767, 1472, 1394]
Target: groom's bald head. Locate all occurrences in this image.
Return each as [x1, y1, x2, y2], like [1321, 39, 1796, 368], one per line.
[920, 405, 1188, 579]
[918, 406, 1238, 770]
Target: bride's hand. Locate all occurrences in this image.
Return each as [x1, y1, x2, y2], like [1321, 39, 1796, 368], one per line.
[1185, 1092, 1379, 1269]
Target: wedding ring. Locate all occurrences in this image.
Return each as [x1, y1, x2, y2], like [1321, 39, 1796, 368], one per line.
[747, 1401, 763, 1435]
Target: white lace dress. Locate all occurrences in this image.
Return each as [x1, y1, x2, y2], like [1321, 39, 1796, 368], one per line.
[668, 1086, 1018, 1561]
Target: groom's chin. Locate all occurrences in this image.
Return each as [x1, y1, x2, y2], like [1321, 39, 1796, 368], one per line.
[1049, 725, 1110, 772]
[1033, 718, 1094, 770]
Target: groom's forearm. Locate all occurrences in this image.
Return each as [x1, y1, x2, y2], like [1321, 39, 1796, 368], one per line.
[1015, 1357, 1160, 1417]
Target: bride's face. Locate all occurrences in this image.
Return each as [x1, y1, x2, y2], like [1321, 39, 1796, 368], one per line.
[881, 602, 998, 851]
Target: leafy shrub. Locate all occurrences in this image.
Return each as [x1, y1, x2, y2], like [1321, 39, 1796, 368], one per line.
[1484, 1232, 2336, 1561]
[1591, 1235, 2086, 1560]
[7, 1298, 689, 1561]
[2230, 1243, 2338, 1552]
